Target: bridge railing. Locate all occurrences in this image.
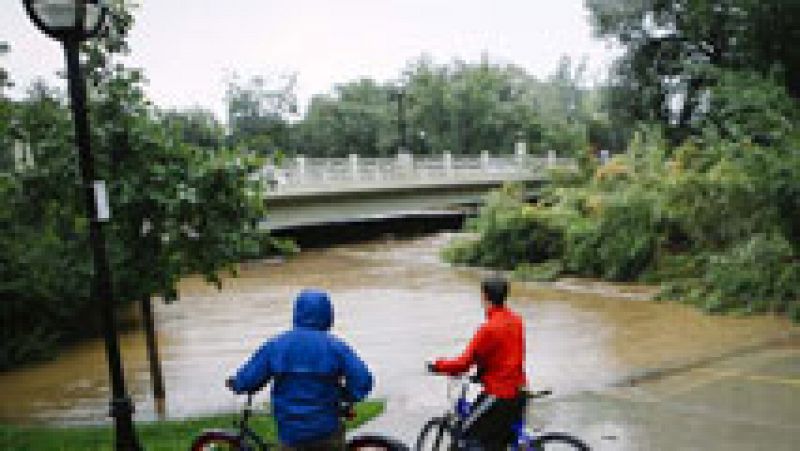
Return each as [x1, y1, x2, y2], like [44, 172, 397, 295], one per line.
[261, 151, 575, 193]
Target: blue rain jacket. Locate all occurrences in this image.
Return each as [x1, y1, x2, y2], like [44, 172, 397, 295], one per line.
[230, 290, 373, 446]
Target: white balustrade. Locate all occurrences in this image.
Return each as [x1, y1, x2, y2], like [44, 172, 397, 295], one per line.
[547, 149, 557, 168]
[258, 149, 573, 193]
[349, 153, 359, 181]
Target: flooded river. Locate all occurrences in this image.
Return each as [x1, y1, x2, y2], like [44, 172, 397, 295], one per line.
[0, 233, 796, 447]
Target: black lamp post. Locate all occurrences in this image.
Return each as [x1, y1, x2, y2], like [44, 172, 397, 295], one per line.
[21, 1, 141, 449]
[418, 129, 427, 154]
[389, 87, 407, 152]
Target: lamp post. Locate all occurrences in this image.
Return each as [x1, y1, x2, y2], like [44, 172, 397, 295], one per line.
[21, 1, 141, 449]
[389, 87, 407, 153]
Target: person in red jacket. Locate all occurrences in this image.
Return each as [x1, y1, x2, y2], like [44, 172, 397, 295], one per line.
[429, 275, 526, 450]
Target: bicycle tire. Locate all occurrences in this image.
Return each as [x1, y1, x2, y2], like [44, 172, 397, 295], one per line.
[348, 433, 410, 450]
[527, 432, 590, 450]
[190, 430, 247, 450]
[415, 417, 456, 451]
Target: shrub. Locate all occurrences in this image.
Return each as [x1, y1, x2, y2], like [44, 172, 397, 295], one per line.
[442, 185, 565, 269]
[661, 234, 800, 319]
[562, 188, 662, 281]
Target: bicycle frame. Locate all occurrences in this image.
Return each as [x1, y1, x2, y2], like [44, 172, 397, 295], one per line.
[232, 393, 272, 450]
[446, 376, 543, 451]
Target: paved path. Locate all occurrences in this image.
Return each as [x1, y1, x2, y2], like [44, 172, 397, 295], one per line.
[355, 336, 800, 450]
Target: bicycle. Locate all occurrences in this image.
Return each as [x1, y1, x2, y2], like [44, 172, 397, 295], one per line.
[415, 374, 590, 450]
[191, 391, 408, 450]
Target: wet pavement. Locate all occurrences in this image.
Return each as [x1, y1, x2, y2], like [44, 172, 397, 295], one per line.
[0, 234, 798, 449]
[533, 338, 800, 450]
[357, 329, 800, 450]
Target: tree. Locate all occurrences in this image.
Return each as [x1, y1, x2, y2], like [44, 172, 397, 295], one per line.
[299, 79, 395, 157]
[160, 107, 226, 151]
[1, 1, 272, 374]
[225, 72, 298, 154]
[586, 0, 800, 142]
[0, 41, 11, 95]
[291, 55, 601, 158]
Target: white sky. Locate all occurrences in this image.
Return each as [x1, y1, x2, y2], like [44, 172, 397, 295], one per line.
[1, 0, 619, 119]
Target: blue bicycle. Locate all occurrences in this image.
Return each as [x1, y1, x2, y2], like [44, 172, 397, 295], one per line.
[415, 374, 589, 451]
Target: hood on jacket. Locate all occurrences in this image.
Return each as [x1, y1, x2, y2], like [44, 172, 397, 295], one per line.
[293, 289, 333, 331]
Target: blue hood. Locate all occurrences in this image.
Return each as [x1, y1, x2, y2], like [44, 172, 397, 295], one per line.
[232, 288, 373, 445]
[293, 289, 333, 331]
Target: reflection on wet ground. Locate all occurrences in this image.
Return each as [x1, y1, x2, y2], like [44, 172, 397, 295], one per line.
[1, 233, 797, 449]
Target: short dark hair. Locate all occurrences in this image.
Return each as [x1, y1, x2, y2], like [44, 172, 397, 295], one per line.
[481, 275, 508, 306]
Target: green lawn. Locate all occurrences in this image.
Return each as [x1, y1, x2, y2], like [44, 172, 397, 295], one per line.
[0, 401, 384, 450]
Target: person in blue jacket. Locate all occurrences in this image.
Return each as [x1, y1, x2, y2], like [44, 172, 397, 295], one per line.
[227, 289, 373, 450]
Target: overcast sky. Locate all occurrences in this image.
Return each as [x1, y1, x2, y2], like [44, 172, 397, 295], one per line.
[2, 0, 619, 119]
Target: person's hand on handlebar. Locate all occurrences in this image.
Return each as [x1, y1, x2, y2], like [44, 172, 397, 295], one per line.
[225, 376, 237, 392]
[425, 360, 439, 374]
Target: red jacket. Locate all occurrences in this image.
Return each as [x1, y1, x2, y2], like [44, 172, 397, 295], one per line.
[434, 305, 526, 399]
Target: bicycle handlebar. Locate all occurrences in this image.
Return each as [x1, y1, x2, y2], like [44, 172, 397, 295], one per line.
[523, 389, 552, 399]
[233, 384, 355, 420]
[424, 370, 481, 383]
[425, 371, 553, 400]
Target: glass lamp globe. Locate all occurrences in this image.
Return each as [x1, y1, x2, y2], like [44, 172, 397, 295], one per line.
[23, 0, 106, 41]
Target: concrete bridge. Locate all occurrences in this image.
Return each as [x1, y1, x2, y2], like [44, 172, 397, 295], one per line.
[260, 149, 575, 231]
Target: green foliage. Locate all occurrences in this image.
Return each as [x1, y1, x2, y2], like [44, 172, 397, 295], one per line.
[0, 41, 11, 95]
[442, 184, 565, 269]
[298, 78, 395, 157]
[0, 3, 283, 369]
[445, 71, 800, 321]
[235, 54, 605, 158]
[666, 137, 800, 253]
[660, 235, 800, 317]
[160, 107, 226, 151]
[225, 73, 298, 154]
[586, 0, 800, 143]
[700, 70, 799, 144]
[563, 190, 661, 281]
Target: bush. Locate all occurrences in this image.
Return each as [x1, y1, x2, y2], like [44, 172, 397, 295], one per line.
[661, 235, 800, 319]
[443, 185, 565, 269]
[562, 189, 662, 281]
[666, 144, 783, 251]
[441, 86, 800, 322]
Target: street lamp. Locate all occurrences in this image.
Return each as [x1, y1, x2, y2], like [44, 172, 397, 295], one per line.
[21, 1, 141, 449]
[389, 87, 407, 153]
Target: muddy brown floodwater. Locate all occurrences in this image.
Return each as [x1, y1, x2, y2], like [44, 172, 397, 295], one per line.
[0, 234, 796, 448]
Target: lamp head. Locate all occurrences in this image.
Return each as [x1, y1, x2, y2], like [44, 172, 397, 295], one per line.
[23, 0, 107, 42]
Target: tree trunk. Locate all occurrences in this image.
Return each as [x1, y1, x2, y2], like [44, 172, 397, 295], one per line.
[140, 296, 166, 418]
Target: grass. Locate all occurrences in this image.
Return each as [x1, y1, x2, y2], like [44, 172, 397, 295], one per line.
[0, 400, 384, 450]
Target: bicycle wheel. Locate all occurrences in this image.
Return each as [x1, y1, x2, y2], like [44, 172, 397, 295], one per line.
[348, 433, 410, 450]
[415, 417, 456, 451]
[526, 432, 590, 451]
[190, 430, 244, 450]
